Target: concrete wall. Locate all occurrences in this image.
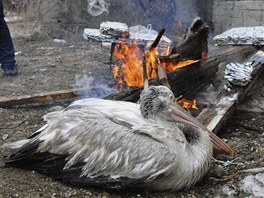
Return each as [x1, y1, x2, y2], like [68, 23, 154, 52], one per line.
[212, 0, 264, 35]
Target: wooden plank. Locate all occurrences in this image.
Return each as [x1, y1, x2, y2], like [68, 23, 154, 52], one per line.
[0, 88, 81, 108]
[213, 45, 257, 63]
[197, 62, 264, 133]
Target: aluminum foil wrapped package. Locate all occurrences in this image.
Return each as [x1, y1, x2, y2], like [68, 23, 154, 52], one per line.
[213, 26, 264, 46]
[224, 62, 255, 86]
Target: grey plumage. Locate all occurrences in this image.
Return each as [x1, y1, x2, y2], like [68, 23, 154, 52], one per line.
[139, 85, 175, 118]
[2, 85, 214, 191]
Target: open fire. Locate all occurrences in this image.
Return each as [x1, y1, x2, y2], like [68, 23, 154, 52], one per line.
[112, 40, 199, 87]
[177, 97, 199, 110]
[110, 17, 210, 111]
[112, 40, 201, 110]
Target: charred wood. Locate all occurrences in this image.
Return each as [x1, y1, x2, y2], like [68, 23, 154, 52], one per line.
[160, 17, 209, 64]
[105, 58, 219, 102]
[149, 28, 166, 50]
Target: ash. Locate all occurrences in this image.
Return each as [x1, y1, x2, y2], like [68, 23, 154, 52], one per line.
[240, 173, 264, 197]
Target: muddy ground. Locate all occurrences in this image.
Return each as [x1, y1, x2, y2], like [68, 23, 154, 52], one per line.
[0, 32, 264, 198]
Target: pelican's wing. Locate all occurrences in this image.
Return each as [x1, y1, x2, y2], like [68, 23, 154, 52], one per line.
[3, 99, 182, 189]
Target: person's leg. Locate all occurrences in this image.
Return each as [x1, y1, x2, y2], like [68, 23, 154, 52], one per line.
[0, 0, 17, 76]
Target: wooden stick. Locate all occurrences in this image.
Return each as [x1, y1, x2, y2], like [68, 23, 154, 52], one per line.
[109, 42, 117, 70]
[157, 62, 171, 89]
[138, 44, 149, 90]
[242, 167, 264, 173]
[142, 52, 149, 90]
[142, 29, 166, 90]
[149, 28, 165, 50]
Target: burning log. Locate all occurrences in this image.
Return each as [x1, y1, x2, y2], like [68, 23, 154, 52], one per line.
[106, 43, 256, 104]
[159, 17, 209, 63]
[105, 57, 219, 102]
[173, 17, 209, 60]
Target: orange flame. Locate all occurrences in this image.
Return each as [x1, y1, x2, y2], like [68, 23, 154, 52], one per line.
[112, 42, 144, 87]
[112, 41, 199, 87]
[177, 98, 199, 110]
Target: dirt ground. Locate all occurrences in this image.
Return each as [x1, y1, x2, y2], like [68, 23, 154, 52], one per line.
[0, 31, 264, 198]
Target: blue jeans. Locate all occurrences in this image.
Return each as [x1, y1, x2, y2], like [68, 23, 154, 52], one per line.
[0, 0, 15, 67]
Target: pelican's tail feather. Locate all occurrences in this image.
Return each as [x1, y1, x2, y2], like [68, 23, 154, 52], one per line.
[1, 139, 30, 150]
[3, 139, 43, 165]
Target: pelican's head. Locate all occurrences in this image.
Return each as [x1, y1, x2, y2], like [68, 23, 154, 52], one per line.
[140, 85, 234, 156]
[139, 85, 175, 118]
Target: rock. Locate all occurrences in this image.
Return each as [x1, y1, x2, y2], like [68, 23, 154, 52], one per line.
[53, 39, 67, 44]
[244, 153, 255, 161]
[2, 134, 9, 140]
[49, 105, 65, 112]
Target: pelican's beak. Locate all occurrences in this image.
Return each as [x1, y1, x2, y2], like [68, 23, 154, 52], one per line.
[169, 102, 234, 156]
[207, 129, 234, 156]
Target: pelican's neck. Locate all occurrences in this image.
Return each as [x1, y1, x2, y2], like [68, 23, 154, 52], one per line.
[180, 127, 213, 189]
[151, 125, 213, 191]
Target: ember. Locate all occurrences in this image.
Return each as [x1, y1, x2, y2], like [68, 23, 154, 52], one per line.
[112, 41, 199, 87]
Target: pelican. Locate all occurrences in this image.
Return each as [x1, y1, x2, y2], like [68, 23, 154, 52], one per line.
[2, 85, 233, 191]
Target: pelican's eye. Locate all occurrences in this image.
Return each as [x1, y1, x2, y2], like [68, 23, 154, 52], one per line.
[169, 94, 174, 101]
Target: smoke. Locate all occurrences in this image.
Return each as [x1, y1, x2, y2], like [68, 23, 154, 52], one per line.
[106, 0, 201, 40]
[75, 74, 117, 98]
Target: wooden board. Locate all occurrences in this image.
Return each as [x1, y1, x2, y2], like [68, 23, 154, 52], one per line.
[197, 62, 264, 133]
[0, 88, 81, 108]
[211, 45, 257, 63]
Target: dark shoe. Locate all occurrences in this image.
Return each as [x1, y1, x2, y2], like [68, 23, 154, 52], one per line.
[2, 64, 18, 76]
